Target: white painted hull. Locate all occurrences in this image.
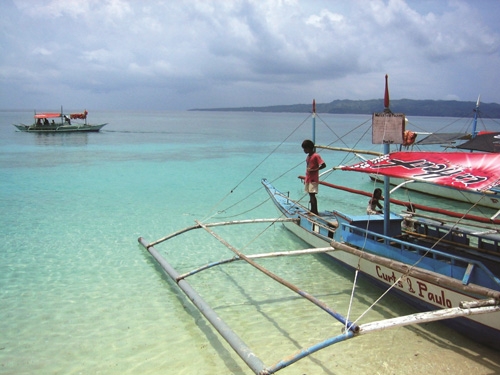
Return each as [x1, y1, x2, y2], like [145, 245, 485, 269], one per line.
[14, 123, 107, 133]
[283, 220, 500, 346]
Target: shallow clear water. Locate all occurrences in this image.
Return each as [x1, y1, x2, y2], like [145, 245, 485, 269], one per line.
[1, 110, 499, 374]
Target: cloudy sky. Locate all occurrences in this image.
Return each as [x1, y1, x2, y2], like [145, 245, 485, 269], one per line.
[1, 0, 500, 111]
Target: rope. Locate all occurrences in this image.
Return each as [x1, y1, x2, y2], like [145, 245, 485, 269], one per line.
[200, 113, 312, 222]
[227, 114, 311, 194]
[345, 269, 359, 332]
[347, 191, 486, 327]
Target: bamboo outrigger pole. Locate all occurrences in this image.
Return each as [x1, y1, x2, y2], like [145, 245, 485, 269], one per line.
[177, 247, 335, 280]
[138, 221, 358, 374]
[138, 236, 268, 374]
[138, 227, 500, 374]
[195, 220, 360, 333]
[316, 145, 383, 157]
[146, 218, 297, 248]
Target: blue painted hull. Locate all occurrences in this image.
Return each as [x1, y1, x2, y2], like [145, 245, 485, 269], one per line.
[262, 178, 500, 350]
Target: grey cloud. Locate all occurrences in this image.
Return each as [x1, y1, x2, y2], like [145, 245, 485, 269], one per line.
[1, 0, 500, 110]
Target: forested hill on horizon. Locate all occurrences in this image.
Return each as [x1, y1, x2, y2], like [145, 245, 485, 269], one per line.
[191, 99, 500, 118]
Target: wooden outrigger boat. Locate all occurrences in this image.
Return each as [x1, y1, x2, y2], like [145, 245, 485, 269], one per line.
[13, 109, 107, 132]
[138, 77, 500, 374]
[261, 177, 500, 347]
[262, 76, 500, 349]
[138, 214, 500, 375]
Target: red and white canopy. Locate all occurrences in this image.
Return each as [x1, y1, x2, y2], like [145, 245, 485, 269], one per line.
[34, 113, 61, 119]
[34, 111, 88, 119]
[341, 151, 500, 192]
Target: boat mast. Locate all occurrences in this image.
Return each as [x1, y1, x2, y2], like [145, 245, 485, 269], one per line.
[383, 75, 391, 235]
[312, 99, 316, 144]
[472, 95, 480, 139]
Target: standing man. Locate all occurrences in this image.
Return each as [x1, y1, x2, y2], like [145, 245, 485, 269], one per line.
[302, 139, 326, 215]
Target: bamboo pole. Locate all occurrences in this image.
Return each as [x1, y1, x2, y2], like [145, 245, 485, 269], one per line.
[461, 298, 498, 308]
[359, 305, 500, 335]
[177, 247, 335, 281]
[138, 233, 500, 374]
[264, 331, 355, 374]
[196, 221, 359, 332]
[316, 145, 383, 156]
[264, 301, 500, 373]
[138, 237, 267, 374]
[148, 218, 297, 248]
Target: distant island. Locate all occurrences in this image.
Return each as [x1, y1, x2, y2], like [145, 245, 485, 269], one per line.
[191, 99, 500, 118]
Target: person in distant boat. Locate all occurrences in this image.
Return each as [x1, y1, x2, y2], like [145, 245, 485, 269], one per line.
[44, 118, 49, 125]
[302, 139, 326, 215]
[36, 118, 42, 126]
[51, 120, 55, 125]
[367, 188, 383, 214]
[64, 115, 71, 125]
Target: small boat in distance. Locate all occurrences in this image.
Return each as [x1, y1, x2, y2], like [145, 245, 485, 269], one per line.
[14, 109, 107, 132]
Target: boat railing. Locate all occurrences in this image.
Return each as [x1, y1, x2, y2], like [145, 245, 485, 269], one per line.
[412, 220, 500, 256]
[297, 212, 337, 237]
[339, 221, 500, 290]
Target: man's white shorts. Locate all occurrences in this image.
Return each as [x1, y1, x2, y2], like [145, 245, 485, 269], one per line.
[304, 182, 318, 194]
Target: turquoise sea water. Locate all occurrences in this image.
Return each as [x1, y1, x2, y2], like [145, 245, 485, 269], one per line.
[1, 110, 499, 375]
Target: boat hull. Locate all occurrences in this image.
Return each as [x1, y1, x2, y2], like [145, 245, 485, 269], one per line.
[283, 220, 500, 348]
[262, 179, 500, 350]
[14, 123, 107, 133]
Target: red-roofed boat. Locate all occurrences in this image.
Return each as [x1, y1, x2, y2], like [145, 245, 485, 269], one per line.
[14, 109, 107, 132]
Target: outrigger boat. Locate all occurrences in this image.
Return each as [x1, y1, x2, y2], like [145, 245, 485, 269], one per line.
[14, 109, 107, 132]
[138, 76, 500, 374]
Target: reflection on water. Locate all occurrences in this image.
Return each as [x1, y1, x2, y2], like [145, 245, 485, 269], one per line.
[34, 132, 90, 146]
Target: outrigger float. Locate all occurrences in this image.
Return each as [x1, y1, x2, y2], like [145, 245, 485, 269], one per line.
[138, 76, 500, 374]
